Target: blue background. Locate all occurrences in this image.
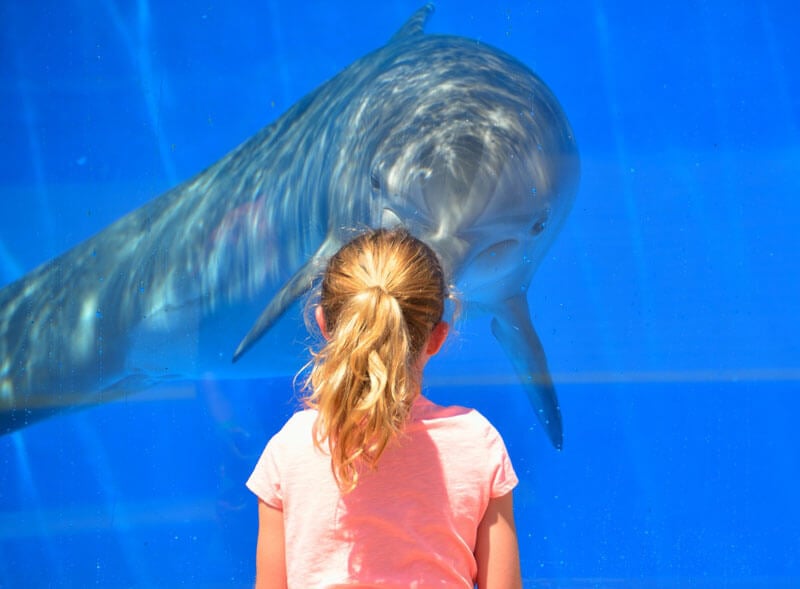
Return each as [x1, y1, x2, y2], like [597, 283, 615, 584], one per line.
[1, 0, 798, 587]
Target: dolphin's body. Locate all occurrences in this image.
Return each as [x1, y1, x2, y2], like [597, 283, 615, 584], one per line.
[0, 5, 578, 447]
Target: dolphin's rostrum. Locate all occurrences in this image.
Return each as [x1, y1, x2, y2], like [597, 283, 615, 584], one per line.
[0, 5, 578, 448]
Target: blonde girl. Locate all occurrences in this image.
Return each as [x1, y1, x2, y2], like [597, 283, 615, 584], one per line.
[247, 227, 521, 588]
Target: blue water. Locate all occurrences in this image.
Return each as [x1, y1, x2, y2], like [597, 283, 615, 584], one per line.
[1, 0, 798, 587]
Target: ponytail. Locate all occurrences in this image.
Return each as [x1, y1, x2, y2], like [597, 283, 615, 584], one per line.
[303, 228, 446, 493]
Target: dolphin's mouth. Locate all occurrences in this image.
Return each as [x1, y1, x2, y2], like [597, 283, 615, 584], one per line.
[451, 237, 537, 303]
[475, 238, 518, 261]
[467, 238, 523, 282]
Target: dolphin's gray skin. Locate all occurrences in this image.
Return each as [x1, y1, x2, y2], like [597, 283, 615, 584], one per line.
[0, 5, 578, 447]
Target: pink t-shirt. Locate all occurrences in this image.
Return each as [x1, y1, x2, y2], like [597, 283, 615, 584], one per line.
[246, 395, 518, 588]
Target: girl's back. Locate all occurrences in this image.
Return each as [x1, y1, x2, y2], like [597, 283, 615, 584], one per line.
[248, 396, 516, 586]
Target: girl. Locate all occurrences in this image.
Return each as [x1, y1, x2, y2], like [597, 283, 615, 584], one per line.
[247, 228, 521, 588]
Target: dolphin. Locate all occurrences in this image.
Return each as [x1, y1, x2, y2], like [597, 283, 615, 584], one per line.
[0, 5, 578, 448]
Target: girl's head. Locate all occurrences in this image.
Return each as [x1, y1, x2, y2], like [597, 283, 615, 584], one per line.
[304, 227, 450, 492]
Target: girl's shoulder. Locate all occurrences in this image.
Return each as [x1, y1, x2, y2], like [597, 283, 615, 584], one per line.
[268, 407, 318, 445]
[281, 407, 318, 430]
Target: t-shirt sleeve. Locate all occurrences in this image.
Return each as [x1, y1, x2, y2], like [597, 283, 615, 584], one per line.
[246, 432, 284, 509]
[483, 418, 519, 498]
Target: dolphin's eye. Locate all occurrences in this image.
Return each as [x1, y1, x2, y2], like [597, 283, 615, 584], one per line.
[530, 210, 550, 236]
[370, 172, 381, 191]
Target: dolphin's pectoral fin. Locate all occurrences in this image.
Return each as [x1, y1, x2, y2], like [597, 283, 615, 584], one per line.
[389, 3, 434, 43]
[490, 295, 563, 449]
[232, 266, 316, 362]
[232, 239, 340, 362]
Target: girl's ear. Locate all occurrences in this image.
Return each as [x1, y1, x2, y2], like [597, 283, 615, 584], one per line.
[315, 306, 330, 340]
[425, 321, 449, 356]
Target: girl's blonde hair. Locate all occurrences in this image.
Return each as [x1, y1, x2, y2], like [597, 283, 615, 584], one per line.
[304, 227, 447, 493]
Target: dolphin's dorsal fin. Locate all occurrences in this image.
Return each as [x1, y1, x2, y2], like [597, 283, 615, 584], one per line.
[390, 4, 435, 43]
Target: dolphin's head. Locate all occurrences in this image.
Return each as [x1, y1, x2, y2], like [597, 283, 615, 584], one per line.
[233, 31, 579, 366]
[362, 36, 579, 307]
